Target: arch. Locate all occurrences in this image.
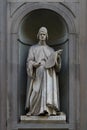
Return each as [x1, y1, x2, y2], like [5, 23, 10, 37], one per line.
[11, 2, 76, 35]
[18, 9, 68, 46]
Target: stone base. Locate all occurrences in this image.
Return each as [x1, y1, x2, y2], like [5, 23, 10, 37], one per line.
[20, 113, 66, 123]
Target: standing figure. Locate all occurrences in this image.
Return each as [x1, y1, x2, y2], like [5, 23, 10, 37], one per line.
[25, 27, 62, 116]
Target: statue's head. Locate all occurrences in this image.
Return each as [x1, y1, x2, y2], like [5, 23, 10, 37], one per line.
[37, 27, 48, 40]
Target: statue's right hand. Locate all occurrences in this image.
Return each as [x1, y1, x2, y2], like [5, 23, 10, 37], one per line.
[33, 62, 41, 68]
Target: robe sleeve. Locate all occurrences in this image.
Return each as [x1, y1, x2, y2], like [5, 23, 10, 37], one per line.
[27, 46, 36, 78]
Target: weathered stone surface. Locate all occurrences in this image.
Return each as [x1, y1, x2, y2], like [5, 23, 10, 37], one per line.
[20, 114, 66, 123]
[0, 0, 87, 130]
[6, 2, 78, 130]
[7, 0, 79, 2]
[9, 2, 25, 16]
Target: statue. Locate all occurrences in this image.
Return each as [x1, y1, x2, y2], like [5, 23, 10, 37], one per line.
[25, 27, 63, 116]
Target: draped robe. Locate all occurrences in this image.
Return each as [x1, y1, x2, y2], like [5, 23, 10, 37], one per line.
[25, 44, 61, 115]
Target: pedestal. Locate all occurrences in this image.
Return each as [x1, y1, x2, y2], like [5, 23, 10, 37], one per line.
[20, 113, 66, 123]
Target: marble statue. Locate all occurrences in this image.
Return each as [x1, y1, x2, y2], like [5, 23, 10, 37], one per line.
[25, 27, 63, 116]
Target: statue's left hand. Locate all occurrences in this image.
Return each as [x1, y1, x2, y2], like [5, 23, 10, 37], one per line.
[56, 49, 63, 55]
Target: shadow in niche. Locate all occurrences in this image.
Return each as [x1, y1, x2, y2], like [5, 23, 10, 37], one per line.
[18, 9, 69, 122]
[18, 42, 29, 116]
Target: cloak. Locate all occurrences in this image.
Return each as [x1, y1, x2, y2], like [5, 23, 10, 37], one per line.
[25, 44, 61, 115]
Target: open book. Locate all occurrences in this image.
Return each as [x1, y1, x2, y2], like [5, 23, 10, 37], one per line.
[45, 49, 63, 69]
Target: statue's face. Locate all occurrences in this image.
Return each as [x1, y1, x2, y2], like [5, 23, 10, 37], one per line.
[39, 31, 47, 41]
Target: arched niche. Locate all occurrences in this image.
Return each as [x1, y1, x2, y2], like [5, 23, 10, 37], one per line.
[8, 2, 77, 129]
[18, 8, 69, 119]
[19, 9, 68, 45]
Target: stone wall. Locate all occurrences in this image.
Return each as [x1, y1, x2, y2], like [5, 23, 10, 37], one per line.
[0, 0, 87, 130]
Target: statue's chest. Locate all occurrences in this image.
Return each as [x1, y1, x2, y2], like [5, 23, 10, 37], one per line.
[34, 46, 51, 61]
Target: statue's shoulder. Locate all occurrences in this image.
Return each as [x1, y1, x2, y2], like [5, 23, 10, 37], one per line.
[46, 45, 54, 52]
[29, 44, 38, 50]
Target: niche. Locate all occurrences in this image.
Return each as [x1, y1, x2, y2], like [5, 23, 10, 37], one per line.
[18, 9, 69, 121]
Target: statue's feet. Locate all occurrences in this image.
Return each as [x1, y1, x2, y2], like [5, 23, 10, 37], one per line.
[26, 112, 32, 116]
[57, 111, 65, 115]
[38, 110, 49, 116]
